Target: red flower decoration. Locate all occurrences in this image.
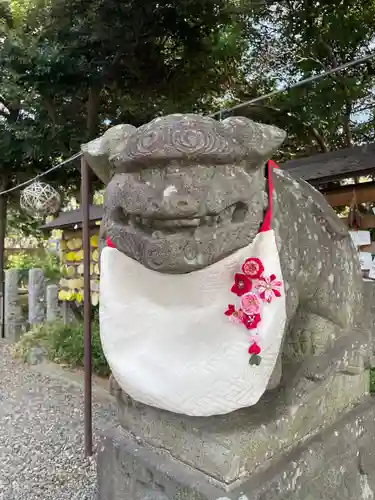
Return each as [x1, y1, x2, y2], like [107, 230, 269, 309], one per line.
[224, 254, 282, 367]
[106, 236, 116, 248]
[224, 305, 235, 316]
[231, 274, 252, 296]
[233, 311, 245, 324]
[242, 313, 261, 330]
[242, 258, 264, 279]
[256, 274, 282, 303]
[248, 342, 261, 355]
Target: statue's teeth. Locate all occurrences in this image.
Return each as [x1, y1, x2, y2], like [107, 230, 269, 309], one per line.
[152, 231, 163, 239]
[152, 218, 201, 229]
[202, 215, 215, 226]
[128, 216, 137, 227]
[127, 207, 239, 231]
[141, 217, 152, 227]
[127, 207, 244, 232]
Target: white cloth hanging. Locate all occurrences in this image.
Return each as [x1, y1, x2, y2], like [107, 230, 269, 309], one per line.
[99, 161, 286, 416]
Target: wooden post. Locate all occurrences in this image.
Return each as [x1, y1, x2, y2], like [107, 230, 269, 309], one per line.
[81, 155, 93, 457]
[323, 181, 375, 207]
[0, 191, 7, 338]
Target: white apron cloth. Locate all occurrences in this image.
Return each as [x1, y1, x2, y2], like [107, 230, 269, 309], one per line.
[100, 160, 286, 416]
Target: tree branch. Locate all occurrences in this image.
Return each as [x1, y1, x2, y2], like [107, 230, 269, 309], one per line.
[7, 99, 21, 122]
[245, 104, 330, 152]
[309, 126, 330, 152]
[86, 85, 101, 139]
[318, 37, 339, 67]
[42, 96, 58, 125]
[343, 101, 354, 147]
[318, 37, 354, 148]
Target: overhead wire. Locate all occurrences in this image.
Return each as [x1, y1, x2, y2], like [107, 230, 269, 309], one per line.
[1, 50, 375, 197]
[210, 52, 375, 118]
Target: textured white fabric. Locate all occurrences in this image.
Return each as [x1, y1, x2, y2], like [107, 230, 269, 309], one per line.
[100, 229, 286, 416]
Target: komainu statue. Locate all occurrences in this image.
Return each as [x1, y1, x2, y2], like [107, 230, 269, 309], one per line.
[83, 114, 371, 496]
[84, 113, 369, 416]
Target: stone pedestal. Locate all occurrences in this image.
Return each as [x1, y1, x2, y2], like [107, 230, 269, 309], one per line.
[98, 396, 375, 500]
[98, 366, 370, 500]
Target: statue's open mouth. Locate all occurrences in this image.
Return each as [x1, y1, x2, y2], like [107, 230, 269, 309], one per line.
[114, 201, 248, 236]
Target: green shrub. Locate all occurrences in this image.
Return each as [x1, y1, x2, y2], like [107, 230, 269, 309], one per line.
[13, 317, 110, 377]
[370, 368, 375, 394]
[6, 251, 60, 284]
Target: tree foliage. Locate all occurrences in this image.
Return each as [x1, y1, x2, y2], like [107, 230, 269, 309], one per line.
[1, 0, 375, 201]
[232, 0, 375, 160]
[0, 0, 246, 201]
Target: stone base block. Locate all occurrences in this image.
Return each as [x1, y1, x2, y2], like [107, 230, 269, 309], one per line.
[113, 369, 368, 483]
[98, 397, 375, 500]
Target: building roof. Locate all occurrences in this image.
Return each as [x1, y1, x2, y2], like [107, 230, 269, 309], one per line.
[40, 205, 104, 230]
[281, 143, 375, 184]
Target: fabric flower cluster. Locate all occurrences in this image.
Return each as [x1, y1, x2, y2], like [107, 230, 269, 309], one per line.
[224, 257, 282, 366]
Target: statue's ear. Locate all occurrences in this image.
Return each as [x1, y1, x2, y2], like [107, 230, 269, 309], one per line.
[222, 116, 286, 163]
[81, 124, 136, 185]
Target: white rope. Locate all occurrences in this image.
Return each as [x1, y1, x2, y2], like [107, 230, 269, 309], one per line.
[1, 50, 374, 197]
[0, 151, 82, 196]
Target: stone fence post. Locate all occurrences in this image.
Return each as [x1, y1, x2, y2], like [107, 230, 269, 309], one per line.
[28, 268, 45, 327]
[46, 284, 59, 322]
[4, 269, 24, 342]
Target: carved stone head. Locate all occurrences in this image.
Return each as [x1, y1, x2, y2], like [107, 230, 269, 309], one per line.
[83, 114, 286, 273]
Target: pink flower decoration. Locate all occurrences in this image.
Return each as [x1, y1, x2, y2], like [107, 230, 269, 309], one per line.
[240, 292, 261, 315]
[256, 274, 282, 303]
[248, 334, 260, 343]
[242, 257, 264, 279]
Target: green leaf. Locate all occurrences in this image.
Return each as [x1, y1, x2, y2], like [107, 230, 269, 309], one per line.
[249, 354, 261, 366]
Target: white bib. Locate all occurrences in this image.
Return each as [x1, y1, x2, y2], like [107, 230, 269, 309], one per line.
[100, 225, 286, 416]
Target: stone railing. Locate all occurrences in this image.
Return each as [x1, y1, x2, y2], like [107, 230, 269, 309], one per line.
[3, 268, 69, 342]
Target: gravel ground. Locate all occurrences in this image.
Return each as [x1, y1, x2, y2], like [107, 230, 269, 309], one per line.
[0, 340, 116, 500]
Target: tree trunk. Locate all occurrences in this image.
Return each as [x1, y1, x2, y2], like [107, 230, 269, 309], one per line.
[343, 101, 354, 148]
[87, 86, 101, 139]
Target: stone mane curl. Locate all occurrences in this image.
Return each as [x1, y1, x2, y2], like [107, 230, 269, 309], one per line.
[82, 114, 286, 182]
